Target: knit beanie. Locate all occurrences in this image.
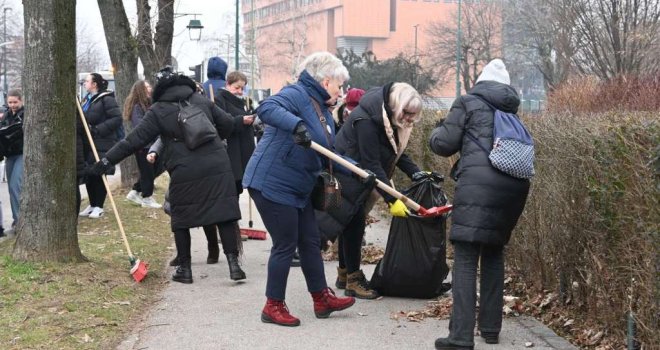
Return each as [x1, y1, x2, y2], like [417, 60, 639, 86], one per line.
[476, 59, 510, 85]
[344, 88, 365, 110]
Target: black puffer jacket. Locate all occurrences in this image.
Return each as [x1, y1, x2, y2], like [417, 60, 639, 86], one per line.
[335, 84, 420, 203]
[105, 75, 240, 230]
[0, 107, 24, 156]
[82, 90, 122, 158]
[429, 81, 530, 246]
[215, 89, 255, 185]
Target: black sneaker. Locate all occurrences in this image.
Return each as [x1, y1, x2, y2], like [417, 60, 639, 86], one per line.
[434, 338, 473, 350]
[480, 332, 499, 344]
[0, 227, 4, 238]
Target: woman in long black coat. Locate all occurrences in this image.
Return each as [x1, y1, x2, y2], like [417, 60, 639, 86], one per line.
[89, 68, 245, 284]
[214, 71, 256, 194]
[429, 59, 530, 350]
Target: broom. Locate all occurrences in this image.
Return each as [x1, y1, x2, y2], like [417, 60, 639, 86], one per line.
[241, 195, 267, 240]
[208, 84, 267, 240]
[76, 99, 148, 282]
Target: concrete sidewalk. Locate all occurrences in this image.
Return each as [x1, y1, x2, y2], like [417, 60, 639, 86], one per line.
[117, 192, 576, 350]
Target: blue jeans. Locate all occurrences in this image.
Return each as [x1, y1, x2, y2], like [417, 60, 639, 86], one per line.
[249, 188, 327, 300]
[448, 241, 504, 347]
[5, 154, 23, 225]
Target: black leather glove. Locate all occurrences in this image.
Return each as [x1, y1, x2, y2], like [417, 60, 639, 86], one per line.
[89, 158, 112, 176]
[412, 171, 431, 182]
[360, 169, 377, 189]
[293, 122, 311, 148]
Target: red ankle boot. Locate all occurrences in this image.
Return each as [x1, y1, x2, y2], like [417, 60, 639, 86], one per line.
[311, 287, 356, 318]
[261, 298, 301, 327]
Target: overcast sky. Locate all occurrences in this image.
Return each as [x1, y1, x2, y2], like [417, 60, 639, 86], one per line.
[7, 0, 238, 76]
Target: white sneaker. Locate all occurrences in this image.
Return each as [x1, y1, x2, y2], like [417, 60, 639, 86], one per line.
[141, 196, 162, 209]
[79, 205, 93, 217]
[126, 190, 144, 206]
[88, 207, 104, 219]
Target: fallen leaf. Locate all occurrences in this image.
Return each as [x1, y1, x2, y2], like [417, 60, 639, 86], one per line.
[563, 319, 574, 327]
[525, 341, 534, 347]
[357, 312, 368, 316]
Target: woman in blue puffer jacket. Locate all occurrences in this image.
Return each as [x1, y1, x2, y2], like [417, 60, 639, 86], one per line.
[243, 51, 357, 327]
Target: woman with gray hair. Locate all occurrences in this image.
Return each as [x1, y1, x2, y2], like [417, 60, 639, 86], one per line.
[243, 51, 357, 327]
[332, 82, 428, 299]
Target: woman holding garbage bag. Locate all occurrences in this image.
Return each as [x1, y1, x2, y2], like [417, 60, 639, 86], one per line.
[243, 51, 358, 327]
[333, 82, 426, 299]
[428, 59, 530, 350]
[88, 67, 245, 285]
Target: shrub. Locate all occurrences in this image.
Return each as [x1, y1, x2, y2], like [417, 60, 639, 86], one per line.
[401, 108, 658, 347]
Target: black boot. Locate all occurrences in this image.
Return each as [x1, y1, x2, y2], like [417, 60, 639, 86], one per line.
[0, 227, 4, 238]
[207, 244, 219, 264]
[172, 265, 193, 284]
[226, 253, 246, 281]
[169, 256, 180, 267]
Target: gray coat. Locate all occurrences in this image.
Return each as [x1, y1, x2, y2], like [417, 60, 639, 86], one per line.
[429, 81, 530, 246]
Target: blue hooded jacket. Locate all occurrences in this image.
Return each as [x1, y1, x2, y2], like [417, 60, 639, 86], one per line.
[202, 56, 228, 99]
[243, 70, 350, 208]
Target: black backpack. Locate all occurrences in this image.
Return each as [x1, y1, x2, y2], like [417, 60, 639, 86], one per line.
[174, 99, 217, 150]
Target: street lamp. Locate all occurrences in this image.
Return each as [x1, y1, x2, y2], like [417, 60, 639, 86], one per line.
[186, 18, 204, 41]
[175, 13, 204, 41]
[3, 7, 11, 95]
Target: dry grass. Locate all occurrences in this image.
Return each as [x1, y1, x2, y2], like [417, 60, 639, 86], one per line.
[0, 181, 173, 349]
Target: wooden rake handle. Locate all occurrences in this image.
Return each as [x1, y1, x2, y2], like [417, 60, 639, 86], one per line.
[309, 141, 422, 212]
[75, 98, 134, 259]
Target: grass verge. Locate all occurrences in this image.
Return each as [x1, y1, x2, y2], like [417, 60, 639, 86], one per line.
[0, 181, 172, 349]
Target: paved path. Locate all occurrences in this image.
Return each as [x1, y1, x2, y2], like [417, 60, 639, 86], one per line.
[116, 190, 577, 350]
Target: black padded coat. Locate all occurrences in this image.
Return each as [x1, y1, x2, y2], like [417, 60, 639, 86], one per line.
[429, 81, 530, 246]
[215, 89, 255, 186]
[104, 76, 240, 230]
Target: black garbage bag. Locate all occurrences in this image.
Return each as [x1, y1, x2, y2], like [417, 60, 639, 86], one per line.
[370, 173, 450, 299]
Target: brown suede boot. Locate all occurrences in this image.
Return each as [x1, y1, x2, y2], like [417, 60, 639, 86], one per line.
[345, 270, 380, 299]
[335, 266, 347, 289]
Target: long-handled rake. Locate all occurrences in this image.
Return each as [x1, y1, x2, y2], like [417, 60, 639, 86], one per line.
[310, 141, 453, 218]
[75, 99, 148, 282]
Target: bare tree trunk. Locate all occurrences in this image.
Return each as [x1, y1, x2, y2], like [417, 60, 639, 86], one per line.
[137, 0, 174, 83]
[97, 0, 139, 188]
[13, 0, 84, 262]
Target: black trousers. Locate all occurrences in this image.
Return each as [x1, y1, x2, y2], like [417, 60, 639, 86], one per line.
[338, 206, 367, 273]
[85, 175, 106, 207]
[174, 221, 241, 266]
[202, 222, 241, 255]
[132, 149, 164, 197]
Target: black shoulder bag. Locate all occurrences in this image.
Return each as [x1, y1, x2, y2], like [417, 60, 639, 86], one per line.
[309, 98, 342, 211]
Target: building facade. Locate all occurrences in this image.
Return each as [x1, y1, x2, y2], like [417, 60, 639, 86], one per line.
[243, 0, 460, 96]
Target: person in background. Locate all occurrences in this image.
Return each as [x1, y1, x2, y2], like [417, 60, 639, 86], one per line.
[202, 56, 228, 100]
[334, 88, 365, 131]
[334, 82, 427, 299]
[243, 51, 357, 327]
[78, 73, 122, 219]
[88, 67, 246, 284]
[0, 89, 25, 235]
[123, 80, 163, 208]
[215, 70, 256, 195]
[429, 59, 530, 350]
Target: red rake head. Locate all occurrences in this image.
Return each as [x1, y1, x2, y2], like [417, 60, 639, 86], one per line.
[417, 204, 453, 218]
[130, 259, 149, 282]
